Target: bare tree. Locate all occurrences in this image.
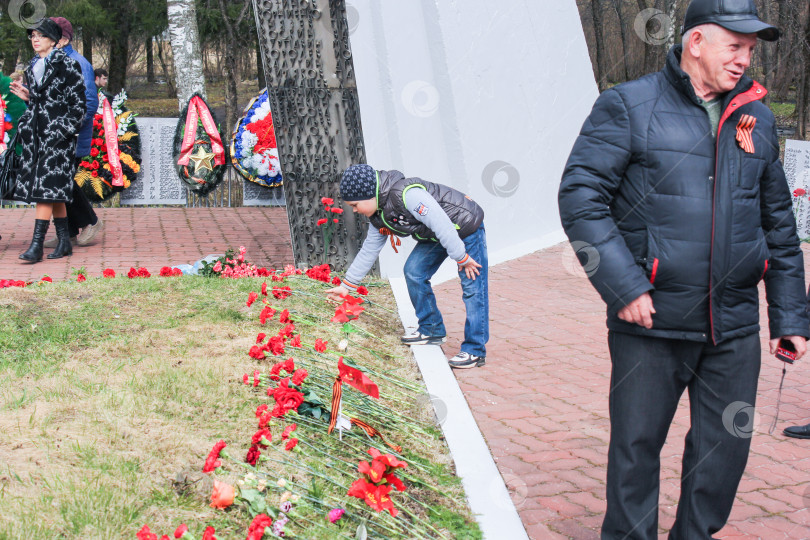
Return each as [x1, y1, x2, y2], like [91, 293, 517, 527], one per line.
[216, 0, 253, 136]
[167, 0, 206, 108]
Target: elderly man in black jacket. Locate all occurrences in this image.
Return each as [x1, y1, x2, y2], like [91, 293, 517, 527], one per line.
[558, 0, 809, 538]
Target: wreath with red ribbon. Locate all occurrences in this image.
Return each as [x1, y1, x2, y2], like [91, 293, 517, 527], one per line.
[75, 90, 141, 202]
[172, 93, 227, 196]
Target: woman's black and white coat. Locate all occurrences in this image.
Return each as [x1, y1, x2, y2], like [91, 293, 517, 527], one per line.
[13, 48, 85, 203]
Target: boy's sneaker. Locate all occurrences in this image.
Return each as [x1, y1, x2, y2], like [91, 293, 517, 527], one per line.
[448, 352, 485, 369]
[401, 331, 447, 346]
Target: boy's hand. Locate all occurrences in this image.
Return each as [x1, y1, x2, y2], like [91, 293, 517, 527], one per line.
[325, 285, 350, 303]
[459, 256, 482, 280]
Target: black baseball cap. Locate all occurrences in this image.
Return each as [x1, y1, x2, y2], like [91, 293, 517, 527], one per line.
[683, 0, 780, 41]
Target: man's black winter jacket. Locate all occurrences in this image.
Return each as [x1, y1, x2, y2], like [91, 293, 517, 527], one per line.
[559, 45, 809, 344]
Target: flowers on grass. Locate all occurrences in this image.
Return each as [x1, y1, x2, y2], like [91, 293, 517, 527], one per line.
[210, 480, 235, 509]
[348, 447, 408, 516]
[247, 514, 273, 540]
[203, 440, 228, 473]
[328, 508, 345, 523]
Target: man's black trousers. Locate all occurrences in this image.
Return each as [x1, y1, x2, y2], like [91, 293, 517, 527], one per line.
[601, 331, 761, 540]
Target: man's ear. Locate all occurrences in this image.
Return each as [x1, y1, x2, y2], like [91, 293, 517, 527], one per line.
[688, 30, 704, 59]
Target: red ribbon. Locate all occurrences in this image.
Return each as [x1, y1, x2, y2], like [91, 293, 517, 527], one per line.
[177, 95, 225, 167]
[101, 97, 124, 187]
[0, 93, 7, 154]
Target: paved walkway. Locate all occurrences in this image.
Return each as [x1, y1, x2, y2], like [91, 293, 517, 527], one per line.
[2, 208, 808, 539]
[435, 243, 810, 540]
[0, 208, 293, 280]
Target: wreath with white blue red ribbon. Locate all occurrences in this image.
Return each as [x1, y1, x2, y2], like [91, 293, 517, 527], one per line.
[230, 88, 283, 188]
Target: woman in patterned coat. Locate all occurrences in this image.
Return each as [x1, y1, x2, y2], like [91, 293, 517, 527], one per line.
[9, 18, 85, 262]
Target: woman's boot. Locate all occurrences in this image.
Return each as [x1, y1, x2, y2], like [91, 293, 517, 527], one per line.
[47, 217, 73, 259]
[19, 219, 49, 262]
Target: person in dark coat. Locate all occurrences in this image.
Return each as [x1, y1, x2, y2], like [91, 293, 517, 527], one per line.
[9, 18, 85, 262]
[558, 1, 808, 538]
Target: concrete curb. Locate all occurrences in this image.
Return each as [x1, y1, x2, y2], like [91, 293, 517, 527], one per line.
[389, 276, 529, 540]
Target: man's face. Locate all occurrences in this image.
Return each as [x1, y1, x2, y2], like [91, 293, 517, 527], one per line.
[696, 27, 758, 95]
[96, 75, 108, 88]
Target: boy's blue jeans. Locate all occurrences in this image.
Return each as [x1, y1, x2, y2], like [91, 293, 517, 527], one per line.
[403, 225, 488, 357]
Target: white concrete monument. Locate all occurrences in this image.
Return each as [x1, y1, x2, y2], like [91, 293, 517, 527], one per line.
[347, 0, 598, 279]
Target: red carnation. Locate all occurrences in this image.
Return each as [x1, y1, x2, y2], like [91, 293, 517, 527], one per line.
[91, 171, 98, 177]
[76, 274, 86, 282]
[256, 332, 267, 344]
[102, 268, 115, 278]
[247, 514, 273, 540]
[257, 267, 270, 277]
[280, 323, 295, 337]
[159, 266, 172, 277]
[246, 291, 259, 307]
[281, 423, 297, 440]
[202, 440, 227, 473]
[266, 335, 286, 356]
[282, 358, 295, 372]
[332, 276, 342, 285]
[260, 305, 276, 324]
[137, 525, 158, 540]
[245, 445, 261, 466]
[201, 527, 217, 540]
[127, 267, 138, 279]
[321, 197, 334, 205]
[261, 282, 268, 296]
[249, 345, 266, 360]
[138, 267, 151, 278]
[255, 404, 268, 418]
[272, 286, 292, 299]
[316, 218, 328, 226]
[289, 334, 301, 347]
[292, 368, 308, 386]
[279, 309, 291, 323]
[285, 437, 299, 451]
[174, 524, 188, 538]
[794, 188, 807, 197]
[41, 276, 53, 282]
[330, 207, 344, 214]
[90, 147, 99, 157]
[314, 339, 328, 353]
[357, 286, 369, 295]
[251, 428, 272, 448]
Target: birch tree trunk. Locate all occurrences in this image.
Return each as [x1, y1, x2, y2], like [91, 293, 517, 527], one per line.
[167, 0, 206, 109]
[666, 0, 678, 48]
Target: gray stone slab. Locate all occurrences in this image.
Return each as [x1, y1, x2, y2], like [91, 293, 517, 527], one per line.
[120, 117, 186, 206]
[785, 139, 810, 239]
[242, 180, 286, 207]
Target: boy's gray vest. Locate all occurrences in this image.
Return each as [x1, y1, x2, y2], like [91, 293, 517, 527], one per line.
[368, 170, 484, 242]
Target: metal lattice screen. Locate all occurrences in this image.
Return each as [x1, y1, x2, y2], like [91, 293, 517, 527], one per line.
[252, 0, 367, 271]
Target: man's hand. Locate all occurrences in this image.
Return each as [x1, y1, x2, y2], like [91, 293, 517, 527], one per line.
[618, 292, 655, 329]
[459, 256, 482, 280]
[9, 80, 29, 102]
[769, 335, 807, 362]
[325, 285, 350, 303]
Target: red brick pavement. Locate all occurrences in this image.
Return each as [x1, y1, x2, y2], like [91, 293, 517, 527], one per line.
[3, 209, 809, 539]
[0, 207, 293, 280]
[435, 243, 810, 540]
